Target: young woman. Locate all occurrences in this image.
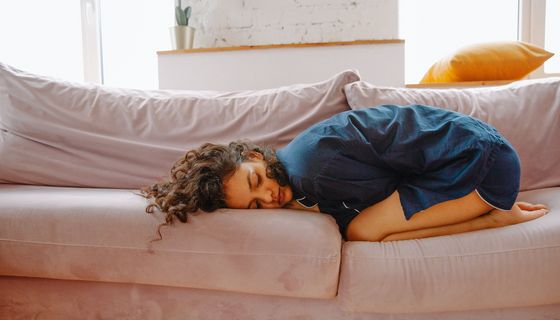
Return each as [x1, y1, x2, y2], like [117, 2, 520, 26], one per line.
[141, 104, 548, 241]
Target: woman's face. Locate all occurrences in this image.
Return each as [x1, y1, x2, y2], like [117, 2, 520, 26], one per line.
[223, 159, 293, 209]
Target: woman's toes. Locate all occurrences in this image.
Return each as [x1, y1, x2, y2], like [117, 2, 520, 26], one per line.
[522, 208, 548, 220]
[489, 204, 549, 228]
[516, 202, 548, 211]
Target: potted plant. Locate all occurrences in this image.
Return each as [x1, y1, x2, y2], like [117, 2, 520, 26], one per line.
[169, 0, 195, 50]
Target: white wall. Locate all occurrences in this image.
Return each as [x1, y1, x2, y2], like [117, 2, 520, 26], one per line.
[159, 42, 404, 90]
[186, 0, 399, 48]
[160, 0, 403, 90]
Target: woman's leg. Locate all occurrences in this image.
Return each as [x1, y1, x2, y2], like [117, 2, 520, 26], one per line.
[381, 202, 548, 241]
[346, 191, 548, 241]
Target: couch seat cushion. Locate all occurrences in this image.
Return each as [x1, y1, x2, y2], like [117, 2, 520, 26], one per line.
[0, 184, 341, 299]
[338, 187, 560, 313]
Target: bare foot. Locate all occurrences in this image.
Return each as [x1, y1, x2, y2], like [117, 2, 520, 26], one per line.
[487, 202, 549, 228]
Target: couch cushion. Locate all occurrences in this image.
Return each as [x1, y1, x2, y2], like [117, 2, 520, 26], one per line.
[343, 77, 560, 191]
[0, 62, 358, 188]
[0, 184, 342, 299]
[338, 187, 560, 313]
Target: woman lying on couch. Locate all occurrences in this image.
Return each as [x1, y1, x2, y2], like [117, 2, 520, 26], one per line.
[141, 104, 549, 241]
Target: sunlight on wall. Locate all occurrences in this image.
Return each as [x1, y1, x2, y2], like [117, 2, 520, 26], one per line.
[0, 1, 84, 81]
[399, 0, 518, 84]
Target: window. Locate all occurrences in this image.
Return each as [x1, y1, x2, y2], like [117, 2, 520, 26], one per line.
[0, 0, 172, 89]
[1, 1, 557, 87]
[99, 0, 173, 89]
[399, 0, 519, 84]
[544, 0, 559, 73]
[0, 1, 84, 81]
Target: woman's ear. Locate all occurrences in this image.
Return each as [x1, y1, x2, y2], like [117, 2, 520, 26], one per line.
[244, 151, 264, 161]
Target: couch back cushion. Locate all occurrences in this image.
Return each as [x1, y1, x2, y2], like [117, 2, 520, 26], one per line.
[343, 78, 560, 191]
[0, 63, 358, 188]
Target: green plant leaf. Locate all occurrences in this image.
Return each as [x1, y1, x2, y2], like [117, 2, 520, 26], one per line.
[175, 7, 186, 25]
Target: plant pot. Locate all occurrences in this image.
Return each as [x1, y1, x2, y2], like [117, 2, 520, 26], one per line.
[169, 26, 195, 50]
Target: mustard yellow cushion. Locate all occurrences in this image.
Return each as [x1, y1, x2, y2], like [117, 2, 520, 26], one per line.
[420, 41, 554, 83]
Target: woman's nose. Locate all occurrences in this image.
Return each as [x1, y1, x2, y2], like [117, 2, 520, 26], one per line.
[257, 188, 275, 203]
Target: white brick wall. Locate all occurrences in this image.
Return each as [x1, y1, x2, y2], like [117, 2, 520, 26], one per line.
[186, 0, 398, 48]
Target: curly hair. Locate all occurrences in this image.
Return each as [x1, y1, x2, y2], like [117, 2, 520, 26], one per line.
[140, 140, 288, 240]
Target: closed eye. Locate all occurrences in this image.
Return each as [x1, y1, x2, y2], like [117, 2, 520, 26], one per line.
[256, 173, 262, 187]
[248, 172, 263, 209]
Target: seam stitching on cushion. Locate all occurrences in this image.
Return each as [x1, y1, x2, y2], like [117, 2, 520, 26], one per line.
[0, 239, 340, 259]
[343, 244, 560, 260]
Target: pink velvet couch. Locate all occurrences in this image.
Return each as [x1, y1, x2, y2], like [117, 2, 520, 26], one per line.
[1, 63, 560, 319]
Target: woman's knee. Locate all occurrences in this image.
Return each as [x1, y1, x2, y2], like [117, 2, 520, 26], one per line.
[346, 219, 387, 242]
[345, 192, 403, 241]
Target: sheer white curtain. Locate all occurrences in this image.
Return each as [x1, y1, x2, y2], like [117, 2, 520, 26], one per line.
[0, 1, 84, 81]
[0, 0, 172, 88]
[100, 0, 173, 89]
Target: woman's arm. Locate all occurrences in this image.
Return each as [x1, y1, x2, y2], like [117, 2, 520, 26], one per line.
[284, 200, 321, 213]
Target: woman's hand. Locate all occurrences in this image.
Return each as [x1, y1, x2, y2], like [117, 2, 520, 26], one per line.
[283, 200, 320, 213]
[486, 202, 549, 228]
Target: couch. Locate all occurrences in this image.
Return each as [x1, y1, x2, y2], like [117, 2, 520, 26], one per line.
[1, 62, 559, 319]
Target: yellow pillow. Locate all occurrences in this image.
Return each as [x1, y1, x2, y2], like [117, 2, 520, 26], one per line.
[420, 41, 554, 83]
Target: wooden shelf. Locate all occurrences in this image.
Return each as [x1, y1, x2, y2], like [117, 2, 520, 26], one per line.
[158, 39, 404, 55]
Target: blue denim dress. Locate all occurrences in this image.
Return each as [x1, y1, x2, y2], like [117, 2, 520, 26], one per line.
[276, 105, 520, 239]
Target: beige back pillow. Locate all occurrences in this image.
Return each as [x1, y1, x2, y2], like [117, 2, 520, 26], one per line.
[0, 63, 358, 188]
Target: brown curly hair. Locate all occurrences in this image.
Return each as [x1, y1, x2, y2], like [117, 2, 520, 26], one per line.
[140, 140, 289, 240]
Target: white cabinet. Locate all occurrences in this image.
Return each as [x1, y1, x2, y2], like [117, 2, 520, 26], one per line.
[157, 40, 404, 91]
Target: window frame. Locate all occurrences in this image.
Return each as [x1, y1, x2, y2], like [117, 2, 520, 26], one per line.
[518, 0, 559, 77]
[80, 0, 104, 83]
